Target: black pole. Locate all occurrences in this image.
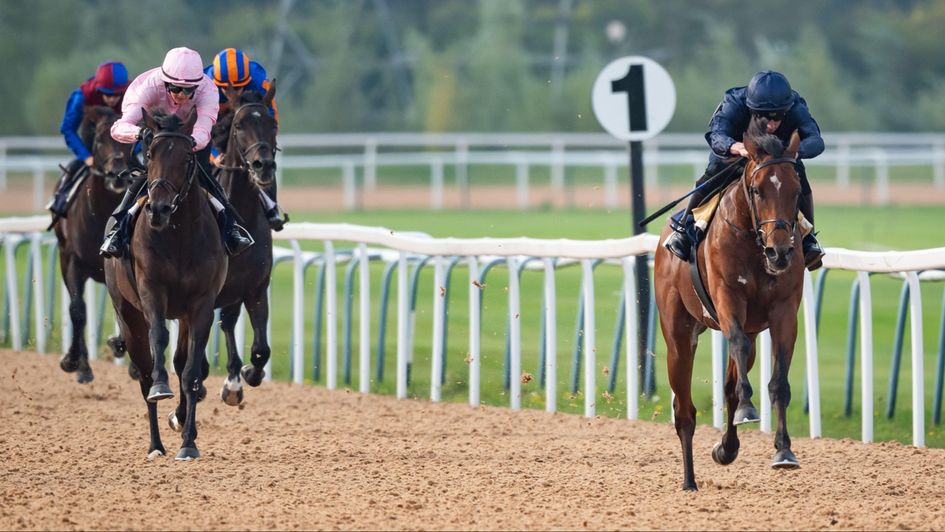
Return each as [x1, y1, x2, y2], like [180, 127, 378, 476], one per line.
[629, 140, 651, 395]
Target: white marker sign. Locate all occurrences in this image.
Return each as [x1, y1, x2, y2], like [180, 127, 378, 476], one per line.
[592, 56, 676, 141]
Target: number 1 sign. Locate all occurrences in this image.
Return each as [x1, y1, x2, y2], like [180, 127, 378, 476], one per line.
[591, 56, 676, 142]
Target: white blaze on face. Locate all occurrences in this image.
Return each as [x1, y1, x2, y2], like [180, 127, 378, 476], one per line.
[738, 276, 748, 285]
[770, 174, 782, 193]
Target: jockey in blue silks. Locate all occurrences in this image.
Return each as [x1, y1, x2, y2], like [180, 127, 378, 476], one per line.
[663, 70, 826, 271]
[47, 62, 130, 217]
[204, 48, 286, 231]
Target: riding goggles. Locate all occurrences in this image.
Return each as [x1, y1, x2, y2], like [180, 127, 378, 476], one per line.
[753, 110, 787, 121]
[164, 83, 197, 95]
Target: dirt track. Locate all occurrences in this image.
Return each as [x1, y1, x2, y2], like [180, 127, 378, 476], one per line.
[1, 349, 944, 531]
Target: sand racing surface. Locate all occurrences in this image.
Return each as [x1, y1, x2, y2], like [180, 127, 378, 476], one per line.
[1, 348, 944, 530]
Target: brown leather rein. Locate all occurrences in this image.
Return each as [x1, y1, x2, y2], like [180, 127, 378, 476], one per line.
[145, 131, 196, 214]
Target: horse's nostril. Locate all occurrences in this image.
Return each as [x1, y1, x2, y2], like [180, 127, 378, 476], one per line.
[251, 160, 264, 171]
[764, 247, 777, 260]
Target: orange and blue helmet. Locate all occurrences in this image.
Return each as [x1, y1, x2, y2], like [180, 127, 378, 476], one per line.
[94, 62, 129, 94]
[211, 48, 251, 87]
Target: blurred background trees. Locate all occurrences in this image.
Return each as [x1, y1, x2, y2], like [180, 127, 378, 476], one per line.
[3, 0, 944, 135]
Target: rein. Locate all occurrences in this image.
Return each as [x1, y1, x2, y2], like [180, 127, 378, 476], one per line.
[741, 156, 798, 248]
[215, 103, 278, 178]
[146, 131, 196, 214]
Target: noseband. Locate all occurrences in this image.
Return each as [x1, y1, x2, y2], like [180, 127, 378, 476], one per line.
[218, 102, 278, 181]
[146, 131, 196, 214]
[742, 156, 798, 248]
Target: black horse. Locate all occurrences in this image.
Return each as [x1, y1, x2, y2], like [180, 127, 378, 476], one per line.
[53, 106, 135, 383]
[104, 108, 227, 460]
[208, 82, 278, 408]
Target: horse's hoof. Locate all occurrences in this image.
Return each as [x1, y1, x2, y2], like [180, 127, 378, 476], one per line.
[147, 383, 174, 402]
[106, 336, 126, 358]
[733, 403, 760, 425]
[175, 447, 200, 461]
[241, 364, 265, 387]
[167, 410, 181, 433]
[128, 363, 141, 381]
[771, 449, 800, 469]
[147, 449, 165, 461]
[220, 382, 244, 407]
[682, 481, 698, 492]
[711, 441, 739, 466]
[76, 368, 94, 384]
[60, 355, 79, 373]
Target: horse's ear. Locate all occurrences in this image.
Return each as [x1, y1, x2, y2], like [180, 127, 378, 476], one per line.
[263, 78, 277, 108]
[743, 136, 759, 160]
[141, 108, 158, 131]
[786, 130, 800, 159]
[84, 106, 103, 124]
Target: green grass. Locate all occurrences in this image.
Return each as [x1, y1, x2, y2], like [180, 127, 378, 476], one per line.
[3, 205, 944, 447]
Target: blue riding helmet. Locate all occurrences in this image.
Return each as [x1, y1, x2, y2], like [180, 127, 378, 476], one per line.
[745, 71, 794, 113]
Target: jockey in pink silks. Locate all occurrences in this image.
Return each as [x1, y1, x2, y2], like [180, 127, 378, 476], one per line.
[101, 47, 253, 258]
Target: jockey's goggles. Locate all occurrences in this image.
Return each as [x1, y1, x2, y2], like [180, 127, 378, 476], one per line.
[164, 83, 197, 95]
[753, 110, 787, 121]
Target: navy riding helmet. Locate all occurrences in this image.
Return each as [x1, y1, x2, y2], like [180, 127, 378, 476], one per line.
[745, 71, 794, 112]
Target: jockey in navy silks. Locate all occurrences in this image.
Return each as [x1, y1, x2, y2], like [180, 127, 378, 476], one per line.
[663, 71, 826, 271]
[47, 62, 130, 217]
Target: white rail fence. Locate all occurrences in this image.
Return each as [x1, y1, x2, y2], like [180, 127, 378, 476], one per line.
[1, 215, 944, 447]
[2, 133, 945, 211]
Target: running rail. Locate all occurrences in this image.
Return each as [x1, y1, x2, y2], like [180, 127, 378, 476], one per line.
[2, 215, 944, 446]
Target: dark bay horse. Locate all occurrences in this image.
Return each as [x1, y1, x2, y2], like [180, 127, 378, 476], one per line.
[206, 83, 277, 408]
[53, 106, 135, 383]
[104, 108, 227, 460]
[654, 120, 805, 491]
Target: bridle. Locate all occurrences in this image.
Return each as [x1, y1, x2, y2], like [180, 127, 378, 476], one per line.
[145, 131, 196, 214]
[216, 102, 278, 182]
[741, 156, 798, 248]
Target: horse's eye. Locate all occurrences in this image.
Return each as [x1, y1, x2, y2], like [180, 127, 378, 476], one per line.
[234, 123, 242, 130]
[750, 186, 760, 195]
[146, 151, 152, 159]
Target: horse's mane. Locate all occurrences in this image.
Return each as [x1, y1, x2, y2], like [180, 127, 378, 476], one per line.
[745, 116, 785, 158]
[147, 109, 187, 133]
[211, 91, 269, 154]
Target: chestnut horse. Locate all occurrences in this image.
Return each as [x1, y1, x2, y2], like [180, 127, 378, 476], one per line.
[53, 106, 136, 383]
[207, 83, 278, 409]
[654, 119, 805, 491]
[104, 108, 227, 460]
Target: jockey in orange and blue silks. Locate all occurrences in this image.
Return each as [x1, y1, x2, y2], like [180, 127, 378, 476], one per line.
[204, 48, 287, 231]
[47, 62, 130, 217]
[100, 47, 254, 259]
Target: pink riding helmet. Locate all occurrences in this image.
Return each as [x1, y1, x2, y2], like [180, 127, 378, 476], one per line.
[160, 47, 204, 86]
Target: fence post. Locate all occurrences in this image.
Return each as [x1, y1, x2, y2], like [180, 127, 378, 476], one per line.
[85, 283, 97, 360]
[906, 272, 925, 447]
[508, 256, 522, 410]
[0, 142, 6, 191]
[858, 271, 874, 443]
[468, 256, 481, 407]
[60, 281, 70, 355]
[543, 258, 557, 413]
[711, 330, 724, 430]
[359, 243, 370, 393]
[581, 259, 595, 418]
[803, 270, 822, 438]
[32, 165, 45, 214]
[759, 329, 772, 433]
[550, 140, 565, 192]
[396, 251, 409, 399]
[324, 240, 337, 389]
[292, 240, 305, 385]
[874, 149, 889, 206]
[4, 235, 22, 351]
[934, 141, 945, 190]
[431, 255, 444, 402]
[364, 138, 377, 189]
[30, 234, 46, 354]
[622, 257, 638, 420]
[456, 140, 469, 208]
[430, 157, 444, 210]
[604, 161, 619, 210]
[515, 161, 529, 210]
[343, 161, 357, 211]
[837, 140, 850, 188]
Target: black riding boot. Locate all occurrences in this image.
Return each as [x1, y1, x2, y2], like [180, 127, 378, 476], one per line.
[798, 191, 824, 271]
[46, 159, 87, 217]
[197, 162, 254, 256]
[663, 187, 707, 262]
[262, 181, 288, 231]
[100, 175, 147, 258]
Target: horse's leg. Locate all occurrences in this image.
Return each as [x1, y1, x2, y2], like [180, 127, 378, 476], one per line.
[59, 259, 94, 383]
[242, 289, 271, 387]
[142, 301, 173, 402]
[724, 322, 759, 425]
[115, 301, 165, 457]
[168, 320, 190, 433]
[713, 332, 757, 466]
[176, 304, 215, 461]
[769, 313, 801, 469]
[658, 291, 704, 491]
[219, 303, 244, 406]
